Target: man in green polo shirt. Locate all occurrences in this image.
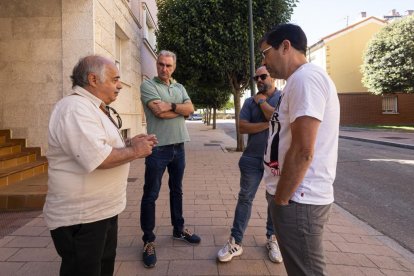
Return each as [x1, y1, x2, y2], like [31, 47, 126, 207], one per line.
[139, 50, 201, 268]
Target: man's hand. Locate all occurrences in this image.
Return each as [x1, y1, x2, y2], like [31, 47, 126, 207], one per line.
[130, 134, 158, 158]
[253, 92, 267, 104]
[150, 100, 173, 116]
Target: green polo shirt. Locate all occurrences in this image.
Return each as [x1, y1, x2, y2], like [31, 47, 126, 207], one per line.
[140, 77, 191, 146]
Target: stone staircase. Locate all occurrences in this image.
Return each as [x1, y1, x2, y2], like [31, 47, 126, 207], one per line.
[0, 129, 48, 210]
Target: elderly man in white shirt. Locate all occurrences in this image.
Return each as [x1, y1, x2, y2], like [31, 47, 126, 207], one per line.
[44, 55, 157, 276]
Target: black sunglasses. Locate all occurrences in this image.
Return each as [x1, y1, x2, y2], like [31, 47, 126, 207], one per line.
[253, 74, 268, 82]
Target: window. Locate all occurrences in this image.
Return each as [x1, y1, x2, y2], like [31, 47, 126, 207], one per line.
[115, 24, 130, 83]
[143, 5, 156, 51]
[382, 96, 398, 114]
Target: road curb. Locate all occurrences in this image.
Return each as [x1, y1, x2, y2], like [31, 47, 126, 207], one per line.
[339, 135, 414, 150]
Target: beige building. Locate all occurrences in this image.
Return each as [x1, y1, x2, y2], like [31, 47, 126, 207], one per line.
[0, 0, 158, 154]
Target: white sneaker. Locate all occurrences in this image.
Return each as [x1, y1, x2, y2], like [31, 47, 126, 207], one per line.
[267, 235, 283, 263]
[217, 236, 243, 262]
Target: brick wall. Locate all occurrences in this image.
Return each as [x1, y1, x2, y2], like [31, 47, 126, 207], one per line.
[338, 93, 414, 125]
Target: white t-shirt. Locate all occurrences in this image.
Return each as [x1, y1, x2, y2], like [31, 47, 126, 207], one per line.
[43, 86, 130, 230]
[263, 63, 340, 205]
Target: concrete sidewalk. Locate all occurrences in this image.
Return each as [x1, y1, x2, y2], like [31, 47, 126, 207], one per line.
[0, 122, 413, 275]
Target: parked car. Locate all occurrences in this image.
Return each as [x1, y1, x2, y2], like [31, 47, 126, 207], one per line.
[187, 113, 203, 121]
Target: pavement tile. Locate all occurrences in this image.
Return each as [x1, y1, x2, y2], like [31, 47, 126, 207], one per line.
[341, 233, 384, 245]
[0, 262, 25, 276]
[366, 255, 410, 270]
[264, 260, 287, 275]
[380, 269, 414, 276]
[3, 236, 51, 248]
[14, 261, 60, 276]
[157, 246, 194, 260]
[326, 264, 365, 276]
[8, 248, 58, 261]
[0, 247, 19, 261]
[324, 240, 341, 252]
[240, 245, 267, 260]
[117, 235, 135, 248]
[358, 267, 385, 276]
[194, 246, 221, 260]
[115, 260, 169, 275]
[10, 226, 45, 236]
[333, 242, 401, 257]
[0, 236, 15, 247]
[168, 260, 218, 275]
[324, 232, 347, 242]
[116, 247, 141, 261]
[325, 251, 376, 267]
[327, 224, 369, 235]
[217, 259, 270, 275]
[394, 256, 414, 271]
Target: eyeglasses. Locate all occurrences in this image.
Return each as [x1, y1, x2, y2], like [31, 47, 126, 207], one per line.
[104, 105, 122, 129]
[253, 74, 269, 82]
[261, 45, 273, 58]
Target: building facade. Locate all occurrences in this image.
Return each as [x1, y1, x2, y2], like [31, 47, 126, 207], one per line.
[308, 14, 414, 125]
[0, 0, 158, 154]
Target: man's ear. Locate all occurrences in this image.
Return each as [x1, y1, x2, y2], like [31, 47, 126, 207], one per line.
[87, 73, 98, 87]
[282, 40, 291, 53]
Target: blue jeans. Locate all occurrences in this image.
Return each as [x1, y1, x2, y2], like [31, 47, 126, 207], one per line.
[140, 143, 185, 243]
[231, 155, 274, 244]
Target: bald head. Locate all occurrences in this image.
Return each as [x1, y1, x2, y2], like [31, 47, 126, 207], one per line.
[70, 55, 114, 88]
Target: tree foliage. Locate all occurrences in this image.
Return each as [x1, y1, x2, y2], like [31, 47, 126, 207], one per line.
[361, 15, 414, 94]
[156, 0, 297, 149]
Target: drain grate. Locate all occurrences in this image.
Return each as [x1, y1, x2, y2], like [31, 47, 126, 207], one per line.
[127, 178, 138, 182]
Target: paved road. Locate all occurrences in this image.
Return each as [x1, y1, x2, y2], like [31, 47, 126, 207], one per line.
[335, 139, 414, 253]
[215, 120, 414, 253]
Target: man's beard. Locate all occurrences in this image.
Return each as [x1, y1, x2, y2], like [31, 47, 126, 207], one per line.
[257, 83, 269, 93]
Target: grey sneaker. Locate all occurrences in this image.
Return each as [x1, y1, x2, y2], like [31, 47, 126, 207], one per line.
[267, 235, 283, 263]
[217, 236, 243, 262]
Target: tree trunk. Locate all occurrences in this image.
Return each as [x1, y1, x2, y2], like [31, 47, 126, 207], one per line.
[233, 89, 244, 151]
[212, 107, 217, 129]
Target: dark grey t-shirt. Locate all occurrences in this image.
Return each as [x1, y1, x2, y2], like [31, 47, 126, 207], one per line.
[239, 90, 281, 158]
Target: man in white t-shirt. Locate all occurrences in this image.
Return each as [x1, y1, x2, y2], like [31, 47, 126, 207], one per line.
[259, 24, 340, 275]
[44, 55, 157, 276]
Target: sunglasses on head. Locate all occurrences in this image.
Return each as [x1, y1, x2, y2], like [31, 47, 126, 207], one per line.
[253, 74, 268, 82]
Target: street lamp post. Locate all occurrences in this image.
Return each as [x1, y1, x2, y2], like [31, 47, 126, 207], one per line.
[248, 0, 256, 96]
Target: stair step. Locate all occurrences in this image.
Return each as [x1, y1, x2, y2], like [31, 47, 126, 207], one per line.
[0, 158, 48, 187]
[0, 152, 37, 169]
[0, 142, 22, 157]
[0, 173, 47, 210]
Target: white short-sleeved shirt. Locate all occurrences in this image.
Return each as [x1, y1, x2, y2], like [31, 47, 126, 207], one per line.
[43, 86, 130, 230]
[263, 63, 340, 205]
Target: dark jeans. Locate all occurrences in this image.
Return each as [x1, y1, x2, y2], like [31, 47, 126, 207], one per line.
[140, 143, 185, 243]
[267, 193, 331, 276]
[50, 215, 118, 276]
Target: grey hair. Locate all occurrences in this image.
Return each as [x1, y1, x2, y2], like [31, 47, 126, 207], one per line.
[70, 55, 111, 88]
[157, 50, 177, 64]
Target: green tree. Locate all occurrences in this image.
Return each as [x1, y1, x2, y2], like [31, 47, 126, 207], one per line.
[361, 15, 414, 94]
[156, 0, 296, 150]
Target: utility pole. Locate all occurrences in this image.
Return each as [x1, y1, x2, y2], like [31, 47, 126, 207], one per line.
[248, 0, 256, 96]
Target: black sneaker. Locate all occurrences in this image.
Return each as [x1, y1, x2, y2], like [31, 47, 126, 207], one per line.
[143, 242, 156, 268]
[173, 228, 201, 244]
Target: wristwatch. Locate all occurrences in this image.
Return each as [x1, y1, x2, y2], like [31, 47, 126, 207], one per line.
[258, 99, 266, 105]
[171, 103, 177, 112]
